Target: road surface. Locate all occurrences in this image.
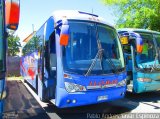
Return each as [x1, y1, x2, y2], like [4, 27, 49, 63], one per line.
[4, 79, 50, 119]
[3, 79, 160, 119]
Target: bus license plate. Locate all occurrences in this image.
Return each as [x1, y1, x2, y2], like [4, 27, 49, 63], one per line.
[97, 95, 108, 101]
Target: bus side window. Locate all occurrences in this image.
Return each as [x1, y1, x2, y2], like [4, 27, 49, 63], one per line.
[45, 40, 50, 77]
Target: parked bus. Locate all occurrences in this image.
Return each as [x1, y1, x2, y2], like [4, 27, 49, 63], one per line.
[0, 0, 20, 113]
[118, 28, 160, 93]
[20, 10, 126, 108]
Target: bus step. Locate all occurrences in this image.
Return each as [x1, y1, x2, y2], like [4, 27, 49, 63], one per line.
[50, 99, 56, 104]
[127, 84, 133, 92]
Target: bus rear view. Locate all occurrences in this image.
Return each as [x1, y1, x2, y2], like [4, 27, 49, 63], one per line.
[21, 10, 126, 108]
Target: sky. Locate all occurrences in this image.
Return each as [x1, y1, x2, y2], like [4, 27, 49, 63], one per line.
[16, 0, 116, 42]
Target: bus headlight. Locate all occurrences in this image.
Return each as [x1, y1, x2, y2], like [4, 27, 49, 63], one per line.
[65, 82, 86, 93]
[117, 79, 126, 87]
[137, 78, 152, 82]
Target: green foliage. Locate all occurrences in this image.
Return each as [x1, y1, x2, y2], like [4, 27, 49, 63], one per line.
[102, 0, 160, 31]
[22, 35, 39, 55]
[8, 31, 21, 56]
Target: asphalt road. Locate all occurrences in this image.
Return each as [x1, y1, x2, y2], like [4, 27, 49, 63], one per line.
[3, 79, 160, 119]
[4, 80, 50, 119]
[45, 92, 160, 119]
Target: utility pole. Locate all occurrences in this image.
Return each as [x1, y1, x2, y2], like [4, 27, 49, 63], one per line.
[32, 24, 34, 33]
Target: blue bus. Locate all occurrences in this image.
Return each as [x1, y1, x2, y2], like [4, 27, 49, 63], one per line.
[20, 10, 126, 108]
[118, 28, 160, 93]
[0, 0, 20, 113]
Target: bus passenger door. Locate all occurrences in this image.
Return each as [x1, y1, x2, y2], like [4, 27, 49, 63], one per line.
[49, 31, 57, 99]
[44, 31, 57, 99]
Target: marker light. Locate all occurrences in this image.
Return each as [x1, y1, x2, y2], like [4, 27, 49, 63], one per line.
[65, 82, 86, 93]
[138, 78, 152, 82]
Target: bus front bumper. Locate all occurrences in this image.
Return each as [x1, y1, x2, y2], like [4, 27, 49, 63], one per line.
[55, 86, 126, 108]
[135, 81, 160, 93]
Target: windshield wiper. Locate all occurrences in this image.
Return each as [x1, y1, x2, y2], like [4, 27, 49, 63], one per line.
[85, 47, 119, 76]
[151, 53, 159, 72]
[85, 23, 121, 76]
[85, 48, 104, 76]
[151, 39, 160, 72]
[102, 50, 121, 74]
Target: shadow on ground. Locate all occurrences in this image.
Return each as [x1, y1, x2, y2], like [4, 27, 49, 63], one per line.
[5, 80, 157, 119]
[4, 80, 50, 119]
[126, 91, 160, 102]
[126, 91, 160, 110]
[43, 96, 140, 119]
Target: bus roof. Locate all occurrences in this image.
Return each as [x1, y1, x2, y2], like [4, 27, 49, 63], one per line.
[22, 10, 116, 45]
[117, 28, 160, 35]
[52, 10, 114, 28]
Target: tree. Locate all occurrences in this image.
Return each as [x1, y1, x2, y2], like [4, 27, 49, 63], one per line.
[102, 0, 160, 31]
[7, 31, 21, 56]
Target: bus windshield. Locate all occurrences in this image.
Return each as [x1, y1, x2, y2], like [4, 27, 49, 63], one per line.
[62, 20, 125, 75]
[135, 32, 157, 69]
[154, 34, 160, 63]
[0, 6, 4, 71]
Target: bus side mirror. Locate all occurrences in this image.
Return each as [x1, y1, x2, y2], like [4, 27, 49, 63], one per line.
[120, 36, 129, 45]
[59, 25, 69, 46]
[5, 0, 20, 30]
[129, 33, 143, 54]
[136, 38, 143, 54]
